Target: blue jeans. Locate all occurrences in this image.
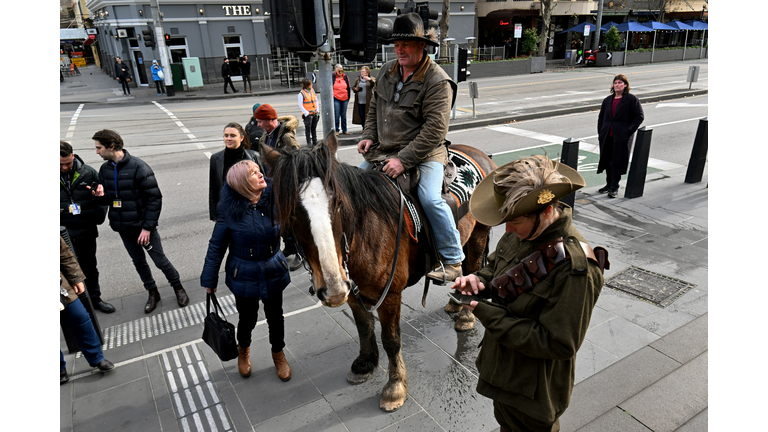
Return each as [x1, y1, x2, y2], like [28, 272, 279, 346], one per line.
[334, 98, 349, 133]
[118, 228, 181, 291]
[60, 298, 105, 370]
[359, 160, 464, 264]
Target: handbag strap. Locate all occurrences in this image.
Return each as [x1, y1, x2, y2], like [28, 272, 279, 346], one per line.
[206, 292, 229, 322]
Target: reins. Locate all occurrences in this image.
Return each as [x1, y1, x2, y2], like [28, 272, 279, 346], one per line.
[299, 173, 406, 314]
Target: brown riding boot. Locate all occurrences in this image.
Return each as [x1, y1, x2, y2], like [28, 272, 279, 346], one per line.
[271, 350, 291, 381]
[237, 346, 251, 377]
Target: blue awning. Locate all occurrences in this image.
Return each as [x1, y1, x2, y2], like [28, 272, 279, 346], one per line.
[642, 21, 679, 31]
[615, 20, 653, 32]
[666, 20, 695, 31]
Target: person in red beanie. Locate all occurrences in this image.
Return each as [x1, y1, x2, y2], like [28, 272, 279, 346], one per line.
[255, 104, 300, 155]
[254, 104, 302, 271]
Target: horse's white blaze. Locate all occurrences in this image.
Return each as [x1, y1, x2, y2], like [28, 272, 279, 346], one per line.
[299, 178, 346, 296]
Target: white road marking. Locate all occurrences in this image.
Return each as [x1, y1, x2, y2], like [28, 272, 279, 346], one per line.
[655, 103, 708, 108]
[64, 104, 85, 139]
[153, 101, 205, 149]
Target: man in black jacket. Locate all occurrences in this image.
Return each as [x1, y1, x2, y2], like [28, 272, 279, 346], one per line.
[60, 141, 115, 313]
[221, 58, 238, 94]
[240, 55, 252, 93]
[114, 56, 131, 96]
[91, 129, 188, 314]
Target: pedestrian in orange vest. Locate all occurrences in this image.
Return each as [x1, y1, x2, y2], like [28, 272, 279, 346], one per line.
[298, 79, 320, 147]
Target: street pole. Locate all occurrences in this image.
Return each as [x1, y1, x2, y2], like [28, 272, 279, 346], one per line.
[592, 0, 604, 53]
[149, 0, 174, 96]
[315, 0, 335, 142]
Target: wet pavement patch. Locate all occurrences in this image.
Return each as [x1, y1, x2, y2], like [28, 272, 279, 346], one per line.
[605, 266, 696, 308]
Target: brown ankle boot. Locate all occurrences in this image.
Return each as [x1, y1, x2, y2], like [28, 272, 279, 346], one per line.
[271, 350, 291, 381]
[237, 346, 251, 377]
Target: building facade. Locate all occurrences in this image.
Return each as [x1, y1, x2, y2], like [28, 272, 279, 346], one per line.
[85, 0, 478, 86]
[475, 0, 708, 59]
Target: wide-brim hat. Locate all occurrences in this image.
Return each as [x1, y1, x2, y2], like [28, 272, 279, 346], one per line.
[385, 12, 439, 47]
[470, 158, 585, 226]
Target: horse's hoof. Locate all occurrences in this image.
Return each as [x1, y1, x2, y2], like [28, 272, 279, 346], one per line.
[444, 300, 463, 313]
[454, 310, 476, 332]
[380, 397, 405, 412]
[346, 370, 372, 384]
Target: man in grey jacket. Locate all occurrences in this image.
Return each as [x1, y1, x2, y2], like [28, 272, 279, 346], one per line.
[357, 13, 464, 282]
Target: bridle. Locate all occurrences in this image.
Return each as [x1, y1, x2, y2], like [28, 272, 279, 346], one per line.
[295, 178, 405, 314]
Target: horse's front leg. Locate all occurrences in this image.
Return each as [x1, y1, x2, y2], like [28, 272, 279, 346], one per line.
[377, 292, 407, 412]
[346, 294, 379, 384]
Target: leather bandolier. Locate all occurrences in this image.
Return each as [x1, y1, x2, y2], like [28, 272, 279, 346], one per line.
[489, 237, 609, 307]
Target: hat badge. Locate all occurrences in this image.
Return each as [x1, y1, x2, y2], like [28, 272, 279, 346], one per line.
[537, 189, 555, 205]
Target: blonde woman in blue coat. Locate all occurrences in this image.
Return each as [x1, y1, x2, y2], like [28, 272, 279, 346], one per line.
[200, 161, 292, 381]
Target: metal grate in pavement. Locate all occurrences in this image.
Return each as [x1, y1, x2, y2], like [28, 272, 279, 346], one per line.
[605, 266, 696, 308]
[162, 343, 233, 432]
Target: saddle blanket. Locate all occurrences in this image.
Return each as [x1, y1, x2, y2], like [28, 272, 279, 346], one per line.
[382, 149, 486, 243]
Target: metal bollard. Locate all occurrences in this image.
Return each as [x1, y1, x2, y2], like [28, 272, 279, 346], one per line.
[624, 126, 653, 199]
[560, 137, 580, 209]
[685, 117, 708, 184]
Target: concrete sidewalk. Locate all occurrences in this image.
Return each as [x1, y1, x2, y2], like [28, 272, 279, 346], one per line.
[60, 163, 707, 432]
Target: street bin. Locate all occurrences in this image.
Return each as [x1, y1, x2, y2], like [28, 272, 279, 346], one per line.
[564, 49, 577, 66]
[171, 63, 184, 91]
[182, 57, 204, 90]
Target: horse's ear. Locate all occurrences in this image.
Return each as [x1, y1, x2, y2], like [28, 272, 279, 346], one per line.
[261, 143, 281, 171]
[323, 131, 338, 155]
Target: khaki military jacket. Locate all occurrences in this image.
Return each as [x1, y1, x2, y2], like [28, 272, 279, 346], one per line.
[60, 236, 85, 304]
[472, 206, 604, 424]
[360, 53, 457, 169]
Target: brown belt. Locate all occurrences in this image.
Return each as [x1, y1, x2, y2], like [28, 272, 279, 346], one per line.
[490, 237, 609, 306]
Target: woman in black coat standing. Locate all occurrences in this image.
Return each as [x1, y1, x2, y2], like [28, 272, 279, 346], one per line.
[596, 74, 644, 198]
[209, 122, 262, 221]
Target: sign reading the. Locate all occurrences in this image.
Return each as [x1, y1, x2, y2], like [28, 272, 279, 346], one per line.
[222, 5, 251, 16]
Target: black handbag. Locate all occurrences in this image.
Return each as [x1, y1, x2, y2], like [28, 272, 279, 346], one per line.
[202, 292, 239, 361]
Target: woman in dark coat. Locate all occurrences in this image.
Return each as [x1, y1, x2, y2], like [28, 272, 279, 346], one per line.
[208, 122, 262, 221]
[352, 66, 375, 132]
[200, 160, 292, 381]
[596, 74, 644, 198]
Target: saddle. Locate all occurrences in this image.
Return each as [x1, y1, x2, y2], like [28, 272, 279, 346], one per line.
[372, 143, 487, 300]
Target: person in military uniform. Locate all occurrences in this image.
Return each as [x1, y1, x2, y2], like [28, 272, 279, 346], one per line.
[452, 155, 608, 432]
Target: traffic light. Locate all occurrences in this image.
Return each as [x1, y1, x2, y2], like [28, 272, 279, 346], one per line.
[265, 0, 318, 53]
[165, 33, 170, 41]
[339, 0, 395, 63]
[142, 28, 156, 49]
[456, 47, 470, 83]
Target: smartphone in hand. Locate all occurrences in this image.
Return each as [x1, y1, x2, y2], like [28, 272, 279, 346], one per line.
[448, 291, 484, 306]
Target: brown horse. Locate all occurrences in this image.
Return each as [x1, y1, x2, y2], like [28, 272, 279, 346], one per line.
[262, 134, 496, 412]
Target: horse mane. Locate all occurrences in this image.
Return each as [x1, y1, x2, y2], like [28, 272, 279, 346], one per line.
[271, 146, 400, 236]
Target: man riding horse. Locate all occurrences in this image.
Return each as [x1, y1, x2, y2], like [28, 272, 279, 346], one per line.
[357, 12, 465, 283]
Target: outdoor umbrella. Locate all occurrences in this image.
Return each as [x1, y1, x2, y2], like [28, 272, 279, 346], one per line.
[642, 21, 678, 62]
[559, 22, 597, 34]
[687, 20, 708, 30]
[685, 21, 708, 58]
[615, 20, 653, 33]
[601, 21, 622, 33]
[615, 21, 652, 66]
[666, 20, 695, 56]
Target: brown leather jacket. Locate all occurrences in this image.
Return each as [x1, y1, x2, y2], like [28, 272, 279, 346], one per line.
[360, 53, 457, 169]
[60, 236, 85, 304]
